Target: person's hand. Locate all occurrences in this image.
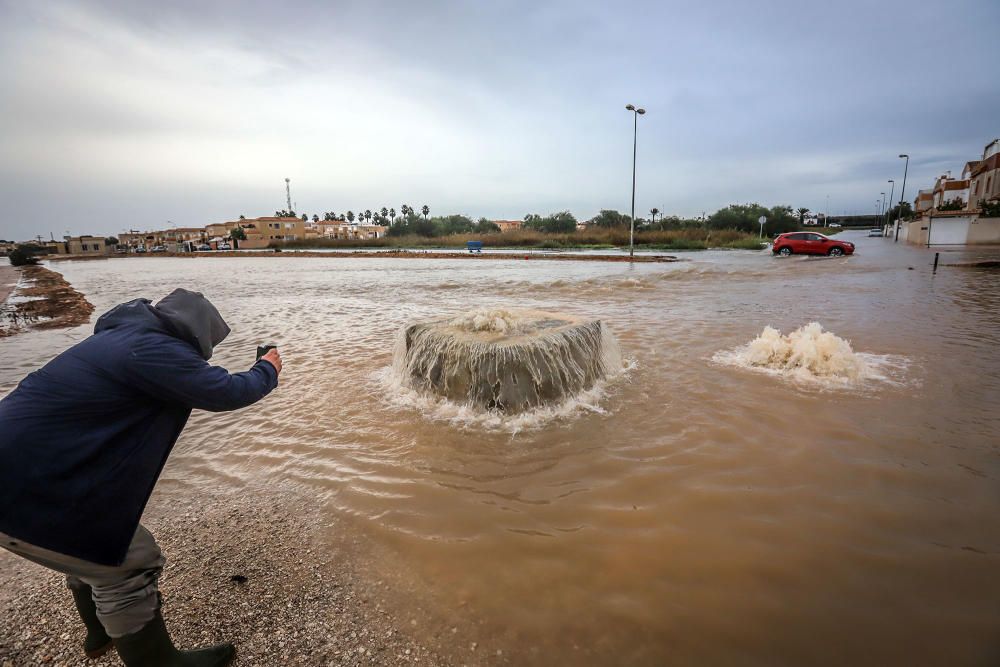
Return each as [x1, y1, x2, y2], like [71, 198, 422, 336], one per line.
[261, 348, 282, 376]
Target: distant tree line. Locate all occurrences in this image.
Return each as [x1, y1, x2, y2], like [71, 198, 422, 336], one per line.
[260, 201, 832, 239]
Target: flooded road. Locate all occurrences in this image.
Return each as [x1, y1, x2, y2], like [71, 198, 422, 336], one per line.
[2, 232, 999, 665]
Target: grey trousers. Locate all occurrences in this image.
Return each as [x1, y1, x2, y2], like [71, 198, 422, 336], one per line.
[0, 525, 165, 638]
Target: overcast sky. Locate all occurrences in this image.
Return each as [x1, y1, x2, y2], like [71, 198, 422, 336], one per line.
[1, 0, 997, 240]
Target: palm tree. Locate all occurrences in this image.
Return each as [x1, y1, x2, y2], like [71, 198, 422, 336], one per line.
[421, 205, 429, 220]
[347, 211, 355, 223]
[797, 207, 810, 224]
[364, 210, 372, 223]
[312, 214, 319, 223]
[649, 207, 660, 225]
[389, 207, 396, 223]
[380, 207, 389, 222]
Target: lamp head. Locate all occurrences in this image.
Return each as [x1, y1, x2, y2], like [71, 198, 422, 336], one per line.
[637, 108, 646, 115]
[899, 154, 908, 159]
[625, 104, 635, 111]
[888, 179, 894, 183]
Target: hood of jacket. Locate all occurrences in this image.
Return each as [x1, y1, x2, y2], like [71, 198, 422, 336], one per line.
[94, 289, 230, 360]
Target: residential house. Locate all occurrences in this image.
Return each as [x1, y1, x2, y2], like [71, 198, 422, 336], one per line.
[317, 221, 347, 238]
[914, 190, 934, 214]
[205, 221, 240, 238]
[493, 220, 523, 233]
[163, 227, 205, 245]
[316, 221, 387, 240]
[930, 175, 969, 209]
[900, 136, 1000, 246]
[238, 216, 307, 249]
[355, 224, 387, 239]
[968, 139, 1000, 211]
[66, 235, 112, 255]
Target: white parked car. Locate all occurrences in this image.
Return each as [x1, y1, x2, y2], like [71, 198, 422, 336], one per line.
[828, 223, 842, 228]
[217, 242, 232, 251]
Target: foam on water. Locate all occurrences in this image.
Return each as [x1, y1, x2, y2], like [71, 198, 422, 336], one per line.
[714, 322, 907, 389]
[448, 308, 528, 335]
[375, 361, 633, 434]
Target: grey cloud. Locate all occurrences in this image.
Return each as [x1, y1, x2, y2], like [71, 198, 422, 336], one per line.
[0, 0, 998, 240]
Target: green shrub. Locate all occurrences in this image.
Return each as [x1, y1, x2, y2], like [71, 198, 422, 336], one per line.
[981, 199, 1000, 218]
[8, 246, 40, 266]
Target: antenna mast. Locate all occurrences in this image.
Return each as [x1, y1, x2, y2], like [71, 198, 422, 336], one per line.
[285, 178, 292, 214]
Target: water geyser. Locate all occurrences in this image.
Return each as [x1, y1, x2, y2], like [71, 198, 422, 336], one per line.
[393, 308, 622, 414]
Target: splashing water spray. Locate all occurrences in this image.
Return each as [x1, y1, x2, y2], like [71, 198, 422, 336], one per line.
[392, 309, 623, 415]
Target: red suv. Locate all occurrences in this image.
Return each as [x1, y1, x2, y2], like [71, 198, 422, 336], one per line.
[772, 232, 855, 257]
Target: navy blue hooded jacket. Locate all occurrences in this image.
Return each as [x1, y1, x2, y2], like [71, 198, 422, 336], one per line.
[0, 291, 278, 566]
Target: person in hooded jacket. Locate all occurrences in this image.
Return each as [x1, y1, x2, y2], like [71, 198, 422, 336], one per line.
[0, 288, 282, 667]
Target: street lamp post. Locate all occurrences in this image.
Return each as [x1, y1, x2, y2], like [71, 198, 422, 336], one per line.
[894, 154, 909, 242]
[625, 103, 646, 259]
[879, 192, 886, 226]
[886, 179, 895, 236]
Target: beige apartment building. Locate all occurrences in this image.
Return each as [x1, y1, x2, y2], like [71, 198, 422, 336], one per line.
[205, 221, 241, 238]
[238, 216, 307, 249]
[66, 235, 113, 255]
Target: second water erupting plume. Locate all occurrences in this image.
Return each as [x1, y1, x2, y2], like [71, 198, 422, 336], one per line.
[714, 322, 899, 387]
[393, 308, 623, 414]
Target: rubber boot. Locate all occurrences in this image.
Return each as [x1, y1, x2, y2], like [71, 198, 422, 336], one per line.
[113, 612, 235, 667]
[69, 584, 113, 659]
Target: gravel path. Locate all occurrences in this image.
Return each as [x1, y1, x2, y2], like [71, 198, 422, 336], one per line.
[0, 484, 499, 666]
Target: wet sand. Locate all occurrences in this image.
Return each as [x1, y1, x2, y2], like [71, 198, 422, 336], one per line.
[0, 265, 94, 337]
[0, 483, 490, 666]
[0, 266, 15, 303]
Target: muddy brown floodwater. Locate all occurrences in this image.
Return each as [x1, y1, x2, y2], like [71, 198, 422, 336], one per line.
[2, 232, 999, 665]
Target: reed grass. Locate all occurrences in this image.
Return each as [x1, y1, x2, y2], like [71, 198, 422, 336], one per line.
[279, 227, 766, 251]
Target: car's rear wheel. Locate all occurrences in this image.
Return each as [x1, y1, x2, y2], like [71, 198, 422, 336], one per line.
[828, 247, 844, 257]
[778, 246, 792, 256]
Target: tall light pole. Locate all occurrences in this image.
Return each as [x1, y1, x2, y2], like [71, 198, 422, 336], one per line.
[894, 154, 909, 242]
[886, 179, 895, 236]
[625, 103, 645, 258]
[879, 192, 885, 226]
[285, 177, 293, 214]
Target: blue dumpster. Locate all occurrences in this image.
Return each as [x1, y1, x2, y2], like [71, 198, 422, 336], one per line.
[466, 240, 483, 254]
